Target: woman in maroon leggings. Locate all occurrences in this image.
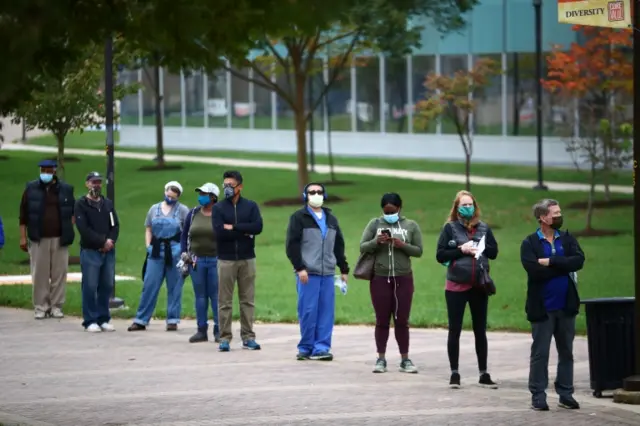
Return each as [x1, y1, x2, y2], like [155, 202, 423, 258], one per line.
[359, 193, 424, 373]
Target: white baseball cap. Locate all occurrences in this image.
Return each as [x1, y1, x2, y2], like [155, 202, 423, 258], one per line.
[164, 181, 183, 195]
[195, 182, 220, 197]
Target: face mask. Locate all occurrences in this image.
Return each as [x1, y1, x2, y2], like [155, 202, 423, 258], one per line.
[40, 173, 53, 184]
[308, 194, 324, 208]
[223, 186, 235, 199]
[165, 195, 177, 205]
[198, 195, 211, 207]
[89, 186, 101, 198]
[550, 216, 564, 230]
[383, 213, 399, 224]
[458, 206, 475, 219]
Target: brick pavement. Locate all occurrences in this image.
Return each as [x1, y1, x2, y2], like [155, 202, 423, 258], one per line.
[0, 307, 639, 426]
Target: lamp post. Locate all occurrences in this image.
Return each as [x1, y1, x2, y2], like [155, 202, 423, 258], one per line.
[105, 37, 124, 310]
[532, 0, 548, 190]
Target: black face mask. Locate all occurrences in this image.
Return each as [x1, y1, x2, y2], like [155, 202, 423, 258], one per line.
[550, 216, 563, 230]
[89, 186, 102, 198]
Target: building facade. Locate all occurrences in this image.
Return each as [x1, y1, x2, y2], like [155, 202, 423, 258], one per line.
[119, 0, 580, 165]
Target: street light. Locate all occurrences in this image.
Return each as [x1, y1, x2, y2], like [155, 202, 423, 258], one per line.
[532, 0, 548, 190]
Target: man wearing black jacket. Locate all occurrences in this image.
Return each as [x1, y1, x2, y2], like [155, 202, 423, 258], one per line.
[74, 172, 120, 333]
[212, 170, 263, 351]
[521, 198, 585, 412]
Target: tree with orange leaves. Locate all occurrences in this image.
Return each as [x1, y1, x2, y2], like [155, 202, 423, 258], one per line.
[414, 58, 500, 191]
[543, 25, 633, 206]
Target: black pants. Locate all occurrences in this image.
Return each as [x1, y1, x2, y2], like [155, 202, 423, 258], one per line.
[445, 288, 489, 372]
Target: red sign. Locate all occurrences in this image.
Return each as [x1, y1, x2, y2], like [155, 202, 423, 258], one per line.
[608, 1, 625, 21]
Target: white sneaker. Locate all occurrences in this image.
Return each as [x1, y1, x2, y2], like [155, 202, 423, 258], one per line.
[100, 322, 115, 332]
[85, 323, 102, 333]
[50, 308, 64, 318]
[34, 311, 46, 320]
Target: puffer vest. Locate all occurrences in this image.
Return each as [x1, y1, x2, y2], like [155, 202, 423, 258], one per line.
[446, 221, 489, 284]
[25, 179, 75, 246]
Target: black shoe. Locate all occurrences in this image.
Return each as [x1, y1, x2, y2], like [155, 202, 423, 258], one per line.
[479, 373, 498, 389]
[449, 372, 461, 389]
[310, 352, 333, 361]
[166, 324, 178, 331]
[531, 399, 550, 411]
[558, 396, 580, 410]
[189, 328, 208, 343]
[296, 352, 310, 360]
[127, 323, 146, 332]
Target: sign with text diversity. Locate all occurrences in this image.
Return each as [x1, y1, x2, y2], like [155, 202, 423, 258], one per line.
[558, 0, 631, 28]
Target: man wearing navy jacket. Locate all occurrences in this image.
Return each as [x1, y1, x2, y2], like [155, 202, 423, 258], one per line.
[521, 198, 585, 412]
[212, 170, 263, 352]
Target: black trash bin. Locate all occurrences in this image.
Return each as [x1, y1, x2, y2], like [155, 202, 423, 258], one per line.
[582, 297, 636, 398]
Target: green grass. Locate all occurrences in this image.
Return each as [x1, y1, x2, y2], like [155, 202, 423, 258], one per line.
[0, 150, 633, 333]
[23, 132, 633, 187]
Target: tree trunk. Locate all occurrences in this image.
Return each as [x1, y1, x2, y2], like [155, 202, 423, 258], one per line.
[55, 133, 66, 179]
[464, 152, 471, 192]
[153, 63, 165, 168]
[294, 110, 310, 194]
[585, 165, 597, 230]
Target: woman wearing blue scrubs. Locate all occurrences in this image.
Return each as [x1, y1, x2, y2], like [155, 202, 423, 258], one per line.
[128, 181, 190, 331]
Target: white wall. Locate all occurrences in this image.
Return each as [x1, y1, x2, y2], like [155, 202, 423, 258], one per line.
[120, 125, 575, 167]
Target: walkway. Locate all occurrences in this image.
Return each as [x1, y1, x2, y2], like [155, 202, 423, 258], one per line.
[2, 144, 633, 194]
[0, 308, 638, 425]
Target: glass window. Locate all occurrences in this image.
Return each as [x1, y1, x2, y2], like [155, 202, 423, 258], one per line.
[230, 68, 250, 128]
[276, 69, 294, 130]
[184, 70, 204, 127]
[355, 56, 380, 132]
[472, 54, 502, 135]
[207, 70, 227, 128]
[118, 70, 138, 125]
[307, 59, 325, 132]
[162, 69, 182, 127]
[326, 59, 351, 131]
[411, 55, 436, 133]
[441, 55, 468, 134]
[253, 64, 272, 129]
[384, 56, 408, 133]
[140, 66, 156, 126]
[506, 53, 536, 136]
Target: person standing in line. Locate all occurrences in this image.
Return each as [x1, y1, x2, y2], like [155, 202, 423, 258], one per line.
[19, 159, 75, 319]
[212, 170, 263, 352]
[436, 190, 499, 389]
[74, 172, 119, 332]
[359, 192, 422, 373]
[521, 199, 584, 411]
[286, 183, 349, 361]
[180, 182, 221, 343]
[128, 181, 190, 332]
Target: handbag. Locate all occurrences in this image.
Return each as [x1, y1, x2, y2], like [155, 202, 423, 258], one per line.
[353, 252, 375, 281]
[477, 262, 496, 296]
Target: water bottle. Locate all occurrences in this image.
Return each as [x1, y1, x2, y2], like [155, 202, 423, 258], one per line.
[334, 275, 348, 295]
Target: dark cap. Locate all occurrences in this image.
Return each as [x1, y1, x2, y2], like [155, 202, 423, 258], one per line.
[38, 159, 57, 168]
[85, 171, 103, 182]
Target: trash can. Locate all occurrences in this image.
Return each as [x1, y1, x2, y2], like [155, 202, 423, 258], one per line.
[582, 297, 636, 398]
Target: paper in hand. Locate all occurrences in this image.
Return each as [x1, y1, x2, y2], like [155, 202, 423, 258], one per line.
[474, 235, 486, 259]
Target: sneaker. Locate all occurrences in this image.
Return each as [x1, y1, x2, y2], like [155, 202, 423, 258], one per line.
[531, 398, 550, 411]
[34, 311, 46, 320]
[100, 322, 115, 332]
[372, 358, 387, 373]
[310, 351, 333, 361]
[219, 341, 230, 352]
[399, 359, 418, 373]
[558, 396, 580, 410]
[449, 372, 461, 389]
[242, 340, 261, 350]
[50, 308, 64, 318]
[189, 330, 208, 343]
[127, 323, 146, 331]
[166, 324, 178, 331]
[85, 323, 102, 333]
[479, 373, 499, 389]
[296, 352, 310, 361]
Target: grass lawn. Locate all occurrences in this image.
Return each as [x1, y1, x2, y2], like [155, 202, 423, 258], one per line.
[22, 132, 633, 187]
[0, 150, 633, 333]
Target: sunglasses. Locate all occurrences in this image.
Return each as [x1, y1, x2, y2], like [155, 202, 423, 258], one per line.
[308, 190, 324, 196]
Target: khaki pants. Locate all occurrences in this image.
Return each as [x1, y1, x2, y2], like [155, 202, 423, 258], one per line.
[29, 237, 69, 313]
[217, 258, 256, 342]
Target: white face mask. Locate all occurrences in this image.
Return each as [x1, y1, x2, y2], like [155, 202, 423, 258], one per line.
[308, 194, 324, 208]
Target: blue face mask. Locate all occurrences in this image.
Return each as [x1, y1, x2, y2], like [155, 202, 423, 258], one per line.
[383, 213, 399, 224]
[40, 173, 53, 184]
[197, 194, 211, 207]
[458, 206, 475, 219]
[165, 195, 177, 205]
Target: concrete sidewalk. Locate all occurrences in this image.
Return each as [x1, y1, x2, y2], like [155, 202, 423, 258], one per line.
[0, 308, 638, 426]
[2, 143, 633, 194]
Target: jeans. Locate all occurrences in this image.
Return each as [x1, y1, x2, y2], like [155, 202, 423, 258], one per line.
[529, 310, 576, 400]
[297, 274, 335, 355]
[445, 288, 489, 372]
[134, 255, 184, 325]
[80, 249, 115, 328]
[190, 256, 219, 332]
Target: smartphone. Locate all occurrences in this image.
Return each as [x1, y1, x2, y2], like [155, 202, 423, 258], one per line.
[381, 229, 392, 237]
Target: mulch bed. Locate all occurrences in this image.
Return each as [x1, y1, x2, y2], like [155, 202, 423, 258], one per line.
[566, 198, 633, 209]
[317, 180, 355, 187]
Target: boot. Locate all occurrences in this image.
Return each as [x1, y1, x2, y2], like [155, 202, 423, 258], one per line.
[189, 326, 208, 343]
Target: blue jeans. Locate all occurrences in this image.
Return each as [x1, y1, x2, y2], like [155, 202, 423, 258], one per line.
[134, 255, 184, 325]
[190, 256, 219, 332]
[297, 274, 335, 355]
[80, 249, 115, 328]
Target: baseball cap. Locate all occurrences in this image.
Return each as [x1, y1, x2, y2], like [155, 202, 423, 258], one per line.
[195, 183, 220, 197]
[85, 171, 103, 181]
[38, 159, 57, 168]
[164, 181, 183, 195]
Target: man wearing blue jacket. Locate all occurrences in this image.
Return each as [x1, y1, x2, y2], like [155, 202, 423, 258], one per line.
[212, 170, 263, 352]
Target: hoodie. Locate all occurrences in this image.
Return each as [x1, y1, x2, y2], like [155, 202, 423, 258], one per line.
[359, 216, 423, 277]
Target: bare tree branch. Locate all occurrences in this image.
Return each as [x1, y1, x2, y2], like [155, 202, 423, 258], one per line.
[223, 64, 295, 107]
[263, 40, 293, 92]
[316, 30, 358, 50]
[303, 29, 322, 76]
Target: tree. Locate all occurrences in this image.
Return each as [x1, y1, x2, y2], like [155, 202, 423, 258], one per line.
[11, 41, 137, 176]
[414, 58, 500, 191]
[542, 25, 633, 201]
[204, 0, 479, 194]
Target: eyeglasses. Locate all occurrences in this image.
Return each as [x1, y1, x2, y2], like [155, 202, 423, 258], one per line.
[308, 190, 324, 196]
